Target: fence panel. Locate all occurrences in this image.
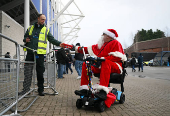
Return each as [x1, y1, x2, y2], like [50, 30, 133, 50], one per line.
[0, 33, 20, 116]
[0, 60, 18, 115]
[0, 33, 58, 115]
[16, 47, 38, 113]
[0, 33, 38, 115]
[44, 51, 58, 95]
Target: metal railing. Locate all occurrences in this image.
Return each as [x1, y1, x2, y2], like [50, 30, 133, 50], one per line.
[17, 47, 38, 113]
[0, 33, 58, 116]
[0, 33, 21, 116]
[44, 51, 58, 95]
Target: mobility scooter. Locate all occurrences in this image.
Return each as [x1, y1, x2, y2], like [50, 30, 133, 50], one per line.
[75, 48, 127, 112]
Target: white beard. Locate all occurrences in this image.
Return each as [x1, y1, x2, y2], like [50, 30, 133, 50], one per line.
[97, 36, 104, 49]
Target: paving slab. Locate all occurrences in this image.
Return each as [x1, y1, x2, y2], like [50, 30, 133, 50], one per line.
[4, 68, 170, 116]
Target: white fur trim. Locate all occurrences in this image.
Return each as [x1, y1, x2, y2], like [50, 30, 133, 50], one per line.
[75, 46, 79, 53]
[79, 85, 89, 90]
[87, 45, 97, 57]
[103, 30, 116, 39]
[97, 85, 109, 94]
[115, 62, 123, 74]
[100, 57, 105, 59]
[108, 51, 127, 61]
[97, 36, 104, 49]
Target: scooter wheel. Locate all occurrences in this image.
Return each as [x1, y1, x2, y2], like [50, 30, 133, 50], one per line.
[76, 99, 83, 109]
[119, 93, 125, 104]
[97, 101, 105, 112]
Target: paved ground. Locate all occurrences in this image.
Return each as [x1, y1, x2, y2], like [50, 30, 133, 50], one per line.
[4, 67, 170, 116]
[128, 66, 170, 81]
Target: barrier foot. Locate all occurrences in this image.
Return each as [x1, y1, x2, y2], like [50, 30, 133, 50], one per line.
[44, 86, 59, 95]
[17, 95, 38, 113]
[2, 113, 21, 116]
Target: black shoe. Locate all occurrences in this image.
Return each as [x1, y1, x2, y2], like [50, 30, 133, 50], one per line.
[18, 89, 30, 96]
[39, 92, 45, 96]
[142, 70, 143, 72]
[94, 90, 107, 100]
[75, 89, 88, 96]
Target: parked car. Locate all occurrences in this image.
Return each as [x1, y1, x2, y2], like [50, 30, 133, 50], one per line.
[144, 61, 149, 66]
[148, 59, 153, 66]
[144, 59, 153, 66]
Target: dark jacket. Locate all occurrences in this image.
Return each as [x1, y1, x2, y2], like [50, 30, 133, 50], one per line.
[23, 22, 61, 53]
[74, 53, 84, 61]
[138, 55, 143, 64]
[56, 48, 67, 65]
[131, 57, 136, 65]
[66, 53, 72, 63]
[168, 56, 170, 63]
[5, 53, 10, 58]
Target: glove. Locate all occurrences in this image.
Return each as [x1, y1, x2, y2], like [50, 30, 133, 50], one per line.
[70, 44, 75, 51]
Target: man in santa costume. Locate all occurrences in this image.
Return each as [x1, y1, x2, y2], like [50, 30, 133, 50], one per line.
[75, 29, 127, 100]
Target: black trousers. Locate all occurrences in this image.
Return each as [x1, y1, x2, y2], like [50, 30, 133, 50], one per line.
[23, 53, 45, 93]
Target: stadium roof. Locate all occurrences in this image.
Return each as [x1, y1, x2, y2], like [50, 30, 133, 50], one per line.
[0, 0, 39, 26]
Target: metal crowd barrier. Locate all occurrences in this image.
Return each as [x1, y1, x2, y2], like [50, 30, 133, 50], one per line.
[0, 33, 59, 116]
[0, 33, 21, 116]
[17, 45, 38, 113]
[0, 33, 38, 116]
[44, 51, 58, 95]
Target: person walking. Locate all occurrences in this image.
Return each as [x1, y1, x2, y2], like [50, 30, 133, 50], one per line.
[19, 14, 65, 96]
[138, 53, 143, 72]
[131, 56, 136, 72]
[5, 52, 11, 72]
[65, 52, 73, 74]
[74, 43, 84, 79]
[168, 55, 170, 67]
[56, 48, 67, 78]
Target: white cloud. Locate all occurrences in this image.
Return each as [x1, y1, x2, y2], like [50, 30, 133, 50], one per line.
[63, 0, 170, 48]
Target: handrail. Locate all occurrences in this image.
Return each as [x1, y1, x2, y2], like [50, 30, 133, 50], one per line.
[0, 33, 18, 44]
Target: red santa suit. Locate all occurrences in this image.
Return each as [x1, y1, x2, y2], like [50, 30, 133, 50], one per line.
[76, 29, 127, 94]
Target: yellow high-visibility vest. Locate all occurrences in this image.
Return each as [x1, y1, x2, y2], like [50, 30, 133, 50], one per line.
[24, 25, 49, 54]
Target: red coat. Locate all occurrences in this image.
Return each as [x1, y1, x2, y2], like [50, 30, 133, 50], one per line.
[76, 39, 127, 72]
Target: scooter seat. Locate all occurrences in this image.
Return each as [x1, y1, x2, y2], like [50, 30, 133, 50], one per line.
[109, 73, 122, 83]
[94, 73, 123, 84]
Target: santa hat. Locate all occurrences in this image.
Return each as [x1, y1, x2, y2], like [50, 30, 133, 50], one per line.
[103, 29, 118, 39]
[76, 43, 80, 46]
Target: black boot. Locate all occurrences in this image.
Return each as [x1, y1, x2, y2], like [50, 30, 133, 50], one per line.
[75, 89, 88, 96]
[18, 88, 30, 96]
[94, 90, 107, 100]
[39, 91, 45, 96]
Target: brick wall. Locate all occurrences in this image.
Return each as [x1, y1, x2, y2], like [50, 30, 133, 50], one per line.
[0, 10, 24, 58]
[124, 37, 170, 58]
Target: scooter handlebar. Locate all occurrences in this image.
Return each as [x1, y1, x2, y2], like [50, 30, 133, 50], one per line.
[85, 56, 105, 62]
